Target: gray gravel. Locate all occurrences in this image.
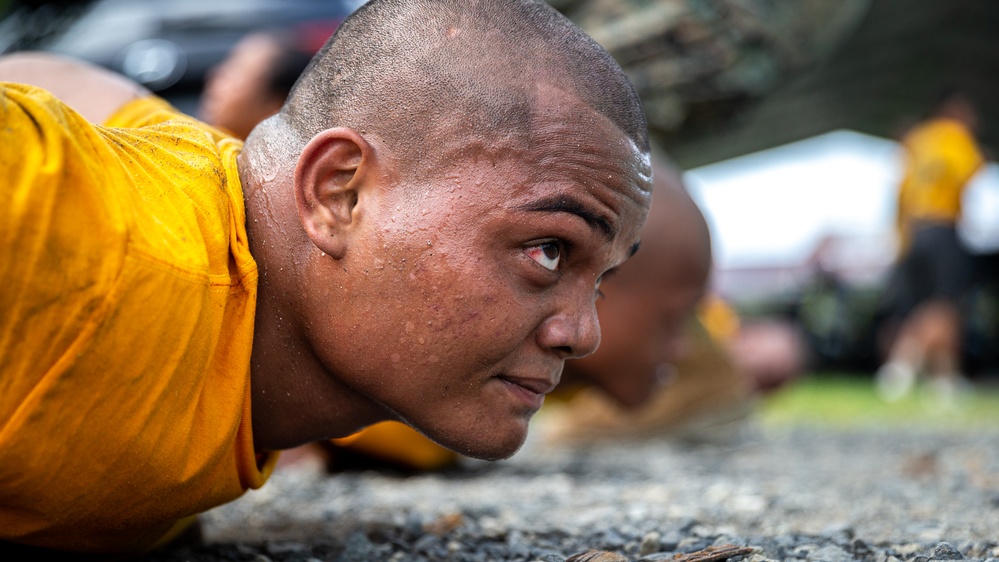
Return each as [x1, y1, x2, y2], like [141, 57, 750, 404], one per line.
[147, 423, 999, 561]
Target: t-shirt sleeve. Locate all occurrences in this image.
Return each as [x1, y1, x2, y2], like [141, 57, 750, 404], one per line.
[0, 82, 128, 411]
[102, 93, 233, 147]
[101, 94, 193, 128]
[0, 82, 264, 554]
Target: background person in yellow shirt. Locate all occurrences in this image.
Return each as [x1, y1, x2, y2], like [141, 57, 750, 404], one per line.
[0, 0, 652, 555]
[876, 89, 986, 404]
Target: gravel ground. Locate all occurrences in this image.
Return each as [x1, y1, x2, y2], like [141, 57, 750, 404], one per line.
[147, 422, 999, 562]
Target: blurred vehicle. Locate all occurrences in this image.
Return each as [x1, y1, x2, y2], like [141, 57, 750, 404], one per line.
[0, 0, 366, 91]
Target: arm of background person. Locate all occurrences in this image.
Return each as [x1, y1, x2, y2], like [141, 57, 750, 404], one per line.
[0, 52, 149, 124]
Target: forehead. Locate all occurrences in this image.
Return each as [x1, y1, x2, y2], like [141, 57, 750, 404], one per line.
[528, 83, 652, 192]
[393, 83, 652, 254]
[448, 86, 649, 208]
[522, 85, 651, 238]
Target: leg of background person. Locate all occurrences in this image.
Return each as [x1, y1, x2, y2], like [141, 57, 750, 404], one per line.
[914, 225, 976, 406]
[918, 299, 969, 407]
[876, 227, 932, 402]
[876, 313, 925, 402]
[919, 300, 960, 374]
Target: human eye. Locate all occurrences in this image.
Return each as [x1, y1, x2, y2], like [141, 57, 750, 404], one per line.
[525, 241, 562, 271]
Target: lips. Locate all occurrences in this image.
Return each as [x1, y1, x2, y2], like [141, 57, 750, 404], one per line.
[497, 374, 558, 410]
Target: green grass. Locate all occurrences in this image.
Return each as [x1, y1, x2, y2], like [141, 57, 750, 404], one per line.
[757, 372, 999, 430]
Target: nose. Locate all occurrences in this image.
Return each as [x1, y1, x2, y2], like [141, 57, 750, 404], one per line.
[536, 293, 601, 359]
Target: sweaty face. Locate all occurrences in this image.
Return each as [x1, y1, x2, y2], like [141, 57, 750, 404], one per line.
[315, 92, 651, 460]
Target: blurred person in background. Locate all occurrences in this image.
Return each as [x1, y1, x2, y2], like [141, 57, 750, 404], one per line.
[538, 155, 805, 446]
[199, 29, 314, 141]
[876, 89, 986, 404]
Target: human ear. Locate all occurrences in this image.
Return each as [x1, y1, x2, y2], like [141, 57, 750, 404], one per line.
[294, 127, 371, 259]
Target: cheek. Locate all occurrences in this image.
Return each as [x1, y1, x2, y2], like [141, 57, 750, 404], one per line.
[419, 278, 525, 365]
[360, 198, 541, 377]
[375, 254, 523, 374]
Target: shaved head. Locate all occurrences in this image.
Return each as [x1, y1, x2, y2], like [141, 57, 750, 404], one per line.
[258, 0, 648, 171]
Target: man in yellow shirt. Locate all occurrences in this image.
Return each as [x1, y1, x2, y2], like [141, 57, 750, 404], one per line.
[876, 90, 985, 403]
[0, 0, 652, 555]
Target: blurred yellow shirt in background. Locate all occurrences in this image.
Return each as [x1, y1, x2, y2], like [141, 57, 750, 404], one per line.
[896, 117, 984, 248]
[696, 293, 741, 345]
[0, 84, 275, 555]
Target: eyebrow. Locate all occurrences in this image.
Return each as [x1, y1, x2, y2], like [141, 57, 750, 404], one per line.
[517, 195, 615, 241]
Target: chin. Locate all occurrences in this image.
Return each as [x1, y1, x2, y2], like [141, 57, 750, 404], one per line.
[442, 424, 529, 462]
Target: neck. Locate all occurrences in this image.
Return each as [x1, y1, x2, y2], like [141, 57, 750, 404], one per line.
[247, 293, 391, 450]
[237, 151, 392, 451]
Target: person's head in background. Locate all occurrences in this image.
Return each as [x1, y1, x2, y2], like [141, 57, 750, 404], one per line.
[931, 87, 979, 133]
[199, 30, 313, 140]
[559, 155, 713, 408]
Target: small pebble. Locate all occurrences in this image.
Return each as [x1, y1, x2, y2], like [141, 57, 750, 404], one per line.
[639, 531, 661, 556]
[930, 542, 966, 560]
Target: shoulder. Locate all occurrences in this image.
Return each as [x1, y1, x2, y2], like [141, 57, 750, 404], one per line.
[0, 82, 122, 198]
[0, 52, 148, 123]
[917, 118, 975, 143]
[902, 118, 978, 152]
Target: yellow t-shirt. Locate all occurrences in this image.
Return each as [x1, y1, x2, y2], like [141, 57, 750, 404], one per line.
[696, 293, 741, 345]
[896, 117, 984, 246]
[0, 83, 275, 554]
[329, 421, 459, 472]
